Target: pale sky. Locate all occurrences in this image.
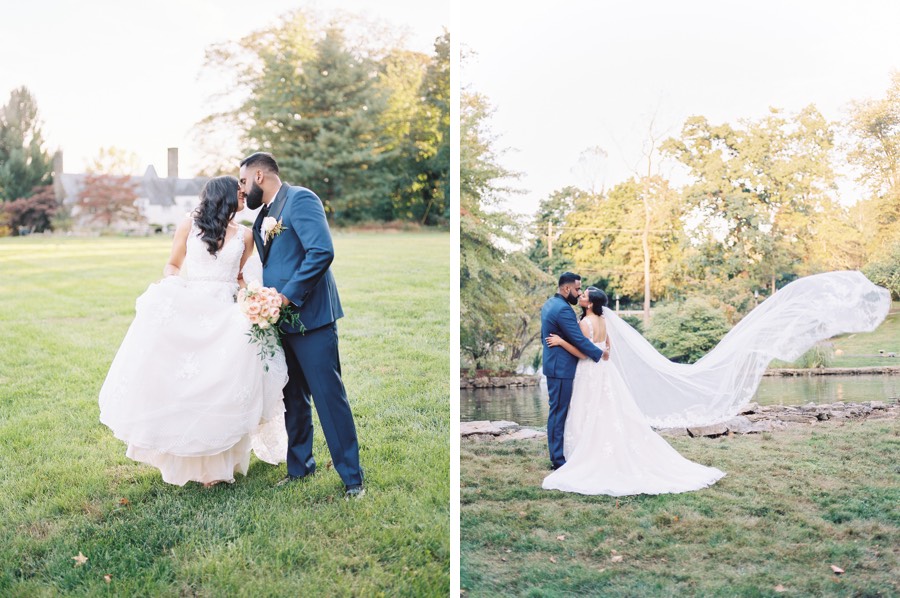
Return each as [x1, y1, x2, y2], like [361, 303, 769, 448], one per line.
[0, 0, 448, 177]
[461, 0, 900, 215]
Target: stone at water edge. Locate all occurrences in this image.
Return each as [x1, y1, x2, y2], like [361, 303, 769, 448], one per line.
[739, 402, 760, 415]
[460, 421, 504, 436]
[723, 416, 754, 434]
[492, 421, 519, 430]
[687, 423, 729, 438]
[498, 429, 547, 442]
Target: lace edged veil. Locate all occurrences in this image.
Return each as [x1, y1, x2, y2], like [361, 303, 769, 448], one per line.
[602, 271, 892, 428]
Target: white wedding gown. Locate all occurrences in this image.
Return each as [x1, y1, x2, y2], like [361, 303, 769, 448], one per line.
[99, 223, 288, 486]
[542, 318, 726, 496]
[542, 271, 892, 497]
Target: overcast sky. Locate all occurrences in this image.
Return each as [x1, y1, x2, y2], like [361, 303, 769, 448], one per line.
[0, 0, 448, 177]
[461, 0, 900, 215]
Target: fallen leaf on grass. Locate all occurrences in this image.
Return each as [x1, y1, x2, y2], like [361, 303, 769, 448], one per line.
[518, 511, 527, 517]
[611, 555, 624, 563]
[556, 535, 566, 541]
[104, 574, 112, 584]
[72, 552, 88, 566]
[830, 565, 844, 575]
[549, 556, 557, 564]
[774, 585, 786, 593]
[118, 498, 130, 507]
[505, 549, 512, 553]
[501, 557, 507, 562]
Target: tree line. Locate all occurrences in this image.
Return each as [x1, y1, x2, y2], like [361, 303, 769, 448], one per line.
[0, 9, 449, 235]
[462, 75, 900, 371]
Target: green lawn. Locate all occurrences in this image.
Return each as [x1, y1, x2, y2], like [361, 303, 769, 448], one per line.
[829, 302, 900, 367]
[461, 421, 899, 597]
[0, 232, 450, 596]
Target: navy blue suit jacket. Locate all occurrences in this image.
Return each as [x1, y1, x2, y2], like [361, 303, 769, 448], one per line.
[253, 183, 343, 333]
[541, 294, 603, 378]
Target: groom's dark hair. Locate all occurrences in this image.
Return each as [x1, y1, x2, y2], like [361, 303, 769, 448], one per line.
[240, 152, 280, 175]
[558, 272, 581, 287]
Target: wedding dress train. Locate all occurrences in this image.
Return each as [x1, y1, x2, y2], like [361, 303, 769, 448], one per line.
[542, 319, 725, 496]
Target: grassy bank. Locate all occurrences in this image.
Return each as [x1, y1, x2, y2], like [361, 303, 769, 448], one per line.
[462, 420, 899, 596]
[0, 232, 450, 596]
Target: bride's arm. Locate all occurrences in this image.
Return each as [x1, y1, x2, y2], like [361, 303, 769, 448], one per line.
[237, 227, 254, 289]
[162, 217, 192, 277]
[546, 319, 593, 359]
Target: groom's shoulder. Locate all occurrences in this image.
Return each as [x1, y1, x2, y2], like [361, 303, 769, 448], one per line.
[542, 294, 562, 313]
[288, 185, 322, 203]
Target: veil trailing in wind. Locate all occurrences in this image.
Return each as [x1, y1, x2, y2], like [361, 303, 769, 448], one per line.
[602, 271, 892, 428]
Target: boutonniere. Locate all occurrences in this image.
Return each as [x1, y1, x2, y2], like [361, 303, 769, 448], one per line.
[262, 216, 287, 245]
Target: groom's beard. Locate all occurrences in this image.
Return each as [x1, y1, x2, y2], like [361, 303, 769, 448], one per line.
[245, 182, 265, 210]
[566, 290, 580, 305]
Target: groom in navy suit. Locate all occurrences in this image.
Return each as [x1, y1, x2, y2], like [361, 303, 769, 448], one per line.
[541, 272, 604, 469]
[239, 152, 364, 498]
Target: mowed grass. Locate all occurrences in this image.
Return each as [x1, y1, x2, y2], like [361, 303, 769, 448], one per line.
[830, 302, 900, 368]
[462, 421, 899, 597]
[0, 232, 449, 596]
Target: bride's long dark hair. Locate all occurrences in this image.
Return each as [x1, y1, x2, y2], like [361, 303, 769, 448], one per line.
[193, 176, 239, 256]
[581, 286, 608, 318]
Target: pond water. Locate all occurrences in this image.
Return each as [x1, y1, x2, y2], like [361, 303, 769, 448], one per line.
[460, 375, 900, 427]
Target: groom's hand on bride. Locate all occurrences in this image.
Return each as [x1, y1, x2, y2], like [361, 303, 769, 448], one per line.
[279, 293, 291, 306]
[602, 349, 610, 361]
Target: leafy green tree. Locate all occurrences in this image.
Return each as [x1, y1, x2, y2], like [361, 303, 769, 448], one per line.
[554, 177, 685, 305]
[663, 106, 837, 299]
[527, 186, 580, 275]
[644, 297, 731, 363]
[460, 90, 551, 369]
[845, 72, 900, 255]
[386, 32, 450, 225]
[863, 241, 900, 298]
[200, 11, 446, 225]
[0, 87, 52, 202]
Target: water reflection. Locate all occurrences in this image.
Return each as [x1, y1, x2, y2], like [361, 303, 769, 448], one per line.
[461, 375, 900, 427]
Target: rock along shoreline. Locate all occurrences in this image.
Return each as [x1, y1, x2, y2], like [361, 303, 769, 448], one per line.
[460, 398, 900, 442]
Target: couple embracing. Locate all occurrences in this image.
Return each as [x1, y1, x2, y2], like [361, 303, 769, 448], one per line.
[539, 269, 891, 497]
[99, 152, 364, 498]
[539, 271, 725, 497]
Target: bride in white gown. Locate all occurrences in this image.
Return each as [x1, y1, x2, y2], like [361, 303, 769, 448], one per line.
[99, 176, 288, 487]
[542, 288, 725, 496]
[542, 273, 891, 496]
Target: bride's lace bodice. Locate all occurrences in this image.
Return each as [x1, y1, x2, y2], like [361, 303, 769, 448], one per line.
[181, 222, 245, 303]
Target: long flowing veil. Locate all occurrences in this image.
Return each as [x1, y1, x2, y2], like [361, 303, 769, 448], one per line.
[602, 271, 892, 428]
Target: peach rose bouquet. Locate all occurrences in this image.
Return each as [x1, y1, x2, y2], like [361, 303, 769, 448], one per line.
[237, 281, 304, 368]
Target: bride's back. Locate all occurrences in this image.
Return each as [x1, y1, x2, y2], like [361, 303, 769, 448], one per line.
[583, 314, 606, 344]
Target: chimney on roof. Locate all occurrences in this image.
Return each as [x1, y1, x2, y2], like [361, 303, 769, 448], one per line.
[167, 148, 178, 179]
[52, 151, 64, 201]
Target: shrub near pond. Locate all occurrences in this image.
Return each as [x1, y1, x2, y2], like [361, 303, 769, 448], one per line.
[645, 297, 731, 363]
